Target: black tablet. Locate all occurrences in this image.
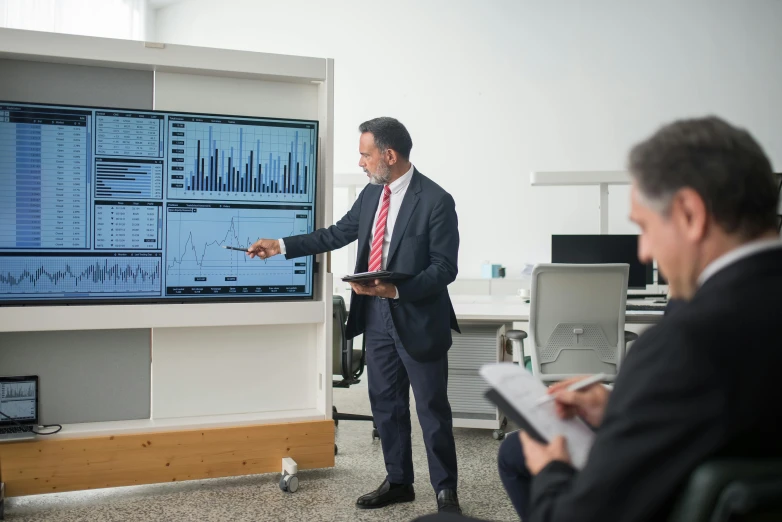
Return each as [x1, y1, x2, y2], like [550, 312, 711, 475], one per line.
[485, 388, 549, 444]
[341, 271, 413, 283]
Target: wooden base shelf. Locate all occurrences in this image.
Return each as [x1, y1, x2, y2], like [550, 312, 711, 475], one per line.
[0, 419, 334, 497]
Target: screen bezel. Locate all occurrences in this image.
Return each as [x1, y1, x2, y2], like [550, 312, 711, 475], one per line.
[0, 375, 39, 426]
[0, 100, 320, 306]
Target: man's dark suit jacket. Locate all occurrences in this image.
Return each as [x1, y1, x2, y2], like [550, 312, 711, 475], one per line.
[284, 169, 460, 362]
[529, 247, 782, 522]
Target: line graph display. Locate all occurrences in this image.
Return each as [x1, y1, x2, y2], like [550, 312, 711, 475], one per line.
[166, 115, 317, 204]
[0, 253, 162, 299]
[165, 203, 312, 296]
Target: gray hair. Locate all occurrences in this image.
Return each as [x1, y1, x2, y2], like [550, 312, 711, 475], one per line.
[358, 117, 413, 159]
[628, 116, 778, 239]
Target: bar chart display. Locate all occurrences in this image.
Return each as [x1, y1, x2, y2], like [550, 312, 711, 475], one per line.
[166, 115, 317, 204]
[0, 253, 162, 299]
[0, 104, 90, 250]
[0, 100, 318, 304]
[165, 203, 312, 295]
[95, 158, 163, 199]
[0, 379, 37, 422]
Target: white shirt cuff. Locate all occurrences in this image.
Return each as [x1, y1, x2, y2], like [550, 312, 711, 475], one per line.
[394, 286, 399, 299]
[278, 238, 286, 255]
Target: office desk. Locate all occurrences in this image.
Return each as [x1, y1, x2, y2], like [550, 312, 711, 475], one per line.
[451, 294, 664, 324]
[447, 295, 663, 437]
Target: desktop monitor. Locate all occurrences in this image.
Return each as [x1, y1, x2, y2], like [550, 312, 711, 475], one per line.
[551, 234, 648, 289]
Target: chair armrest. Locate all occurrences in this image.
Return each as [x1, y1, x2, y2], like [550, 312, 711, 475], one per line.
[624, 331, 639, 343]
[506, 330, 528, 341]
[505, 329, 528, 357]
[712, 478, 782, 521]
[667, 459, 782, 522]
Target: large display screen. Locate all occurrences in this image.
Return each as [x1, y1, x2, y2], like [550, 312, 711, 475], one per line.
[0, 101, 318, 305]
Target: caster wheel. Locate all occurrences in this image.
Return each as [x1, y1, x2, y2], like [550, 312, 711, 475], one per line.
[371, 428, 380, 440]
[279, 473, 299, 493]
[334, 444, 338, 456]
[492, 430, 505, 440]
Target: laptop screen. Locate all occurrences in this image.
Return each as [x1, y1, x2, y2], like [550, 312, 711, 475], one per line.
[0, 377, 38, 425]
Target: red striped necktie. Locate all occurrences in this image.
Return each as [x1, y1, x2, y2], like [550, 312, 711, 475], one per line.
[368, 185, 392, 272]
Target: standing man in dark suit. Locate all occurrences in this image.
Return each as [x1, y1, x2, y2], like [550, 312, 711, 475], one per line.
[247, 117, 462, 514]
[489, 116, 782, 522]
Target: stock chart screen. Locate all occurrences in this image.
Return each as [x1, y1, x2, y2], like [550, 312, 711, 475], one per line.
[0, 101, 318, 304]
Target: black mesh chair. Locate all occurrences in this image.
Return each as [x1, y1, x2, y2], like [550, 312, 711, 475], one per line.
[332, 296, 378, 454]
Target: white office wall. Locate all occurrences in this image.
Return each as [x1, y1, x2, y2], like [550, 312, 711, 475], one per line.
[156, 0, 782, 278]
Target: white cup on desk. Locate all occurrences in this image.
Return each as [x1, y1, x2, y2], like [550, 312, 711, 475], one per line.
[517, 288, 530, 300]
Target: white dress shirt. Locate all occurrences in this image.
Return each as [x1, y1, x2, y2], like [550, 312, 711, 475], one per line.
[697, 237, 782, 287]
[278, 164, 415, 298]
[370, 163, 414, 271]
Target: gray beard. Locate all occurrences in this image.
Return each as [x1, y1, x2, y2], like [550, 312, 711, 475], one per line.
[366, 163, 392, 185]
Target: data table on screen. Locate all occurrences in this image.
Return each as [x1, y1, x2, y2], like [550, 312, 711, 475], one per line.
[95, 112, 163, 158]
[0, 106, 90, 250]
[94, 201, 162, 250]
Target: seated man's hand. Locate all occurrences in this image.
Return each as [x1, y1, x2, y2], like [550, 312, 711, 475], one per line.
[520, 432, 571, 475]
[247, 238, 280, 259]
[549, 376, 611, 428]
[349, 280, 397, 299]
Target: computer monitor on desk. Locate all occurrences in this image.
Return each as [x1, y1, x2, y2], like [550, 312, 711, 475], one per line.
[551, 234, 648, 290]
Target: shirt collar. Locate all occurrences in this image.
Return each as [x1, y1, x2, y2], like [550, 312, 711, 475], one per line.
[698, 238, 782, 286]
[387, 164, 414, 195]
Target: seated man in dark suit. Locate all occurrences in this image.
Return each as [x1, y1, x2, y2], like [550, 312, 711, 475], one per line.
[488, 116, 782, 522]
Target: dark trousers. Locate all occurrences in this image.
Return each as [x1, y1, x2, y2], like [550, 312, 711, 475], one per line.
[497, 430, 532, 519]
[365, 296, 458, 493]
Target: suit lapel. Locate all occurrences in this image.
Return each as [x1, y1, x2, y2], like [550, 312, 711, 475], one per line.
[386, 169, 422, 268]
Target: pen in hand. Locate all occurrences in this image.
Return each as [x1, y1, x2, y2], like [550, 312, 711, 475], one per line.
[533, 373, 608, 407]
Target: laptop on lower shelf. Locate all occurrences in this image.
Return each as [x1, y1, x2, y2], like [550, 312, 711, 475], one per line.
[0, 375, 39, 442]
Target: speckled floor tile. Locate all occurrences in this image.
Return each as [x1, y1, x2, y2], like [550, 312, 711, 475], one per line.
[3, 383, 519, 521]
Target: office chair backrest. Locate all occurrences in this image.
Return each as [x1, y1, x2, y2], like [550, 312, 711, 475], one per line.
[529, 263, 629, 383]
[333, 295, 348, 376]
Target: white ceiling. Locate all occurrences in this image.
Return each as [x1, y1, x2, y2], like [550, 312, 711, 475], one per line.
[147, 0, 190, 8]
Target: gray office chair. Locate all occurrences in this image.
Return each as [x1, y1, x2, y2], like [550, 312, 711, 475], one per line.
[528, 263, 630, 384]
[332, 296, 378, 453]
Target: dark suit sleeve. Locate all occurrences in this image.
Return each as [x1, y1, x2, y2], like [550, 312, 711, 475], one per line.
[395, 193, 459, 302]
[527, 327, 726, 522]
[283, 187, 365, 259]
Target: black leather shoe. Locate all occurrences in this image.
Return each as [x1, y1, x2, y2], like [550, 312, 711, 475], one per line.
[356, 479, 415, 509]
[437, 489, 462, 513]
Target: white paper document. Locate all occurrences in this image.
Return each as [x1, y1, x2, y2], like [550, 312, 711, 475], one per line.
[480, 363, 596, 469]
